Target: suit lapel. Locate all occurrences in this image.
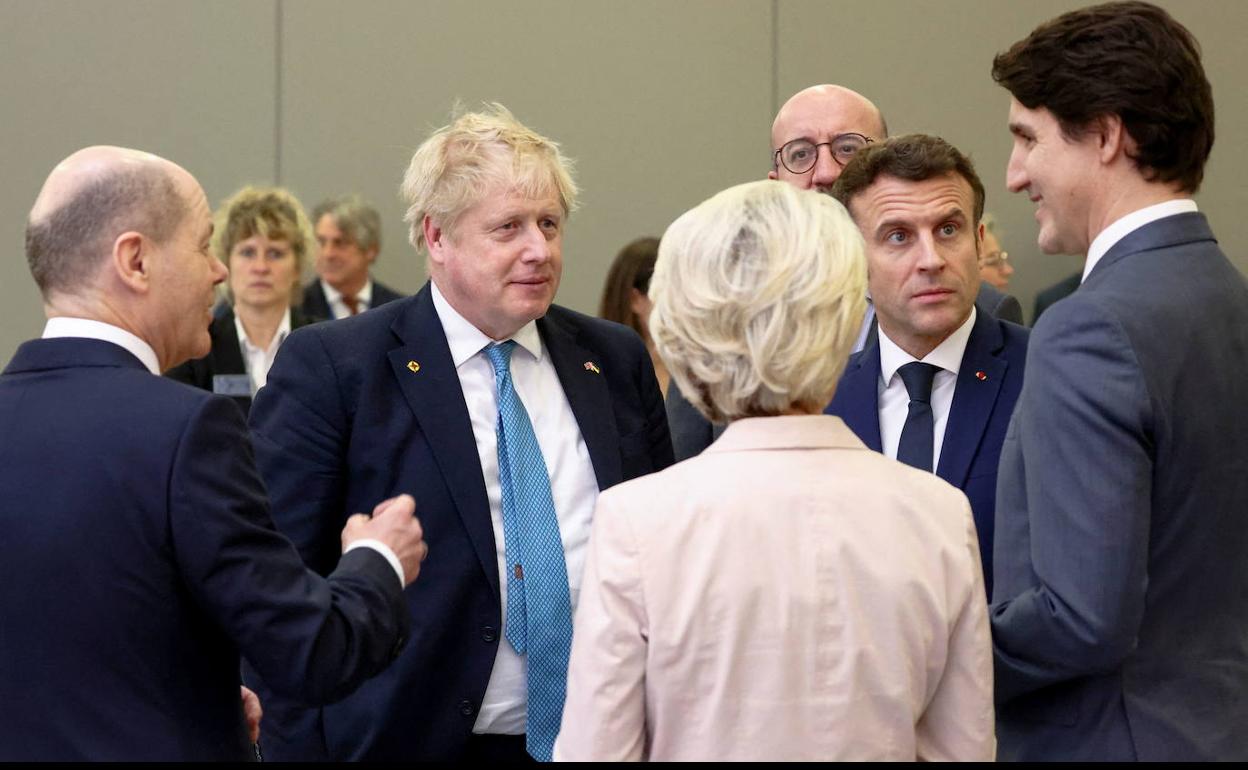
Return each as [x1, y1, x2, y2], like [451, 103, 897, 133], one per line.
[830, 342, 883, 452]
[936, 312, 1006, 489]
[386, 286, 499, 598]
[538, 311, 622, 490]
[211, 311, 247, 375]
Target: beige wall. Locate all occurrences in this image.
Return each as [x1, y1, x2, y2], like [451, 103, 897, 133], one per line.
[3, 0, 1245, 366]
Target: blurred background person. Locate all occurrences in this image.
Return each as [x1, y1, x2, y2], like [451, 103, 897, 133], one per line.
[978, 213, 1015, 291]
[598, 236, 669, 397]
[168, 186, 316, 415]
[555, 180, 993, 761]
[304, 194, 404, 319]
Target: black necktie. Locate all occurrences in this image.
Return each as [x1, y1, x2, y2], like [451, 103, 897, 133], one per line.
[896, 362, 940, 472]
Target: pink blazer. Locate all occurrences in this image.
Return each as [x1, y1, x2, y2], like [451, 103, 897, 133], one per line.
[554, 415, 994, 761]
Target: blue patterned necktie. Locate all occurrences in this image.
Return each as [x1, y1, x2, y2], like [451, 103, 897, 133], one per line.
[896, 361, 940, 472]
[483, 341, 574, 762]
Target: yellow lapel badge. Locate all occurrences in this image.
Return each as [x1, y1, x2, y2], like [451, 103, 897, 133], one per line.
[583, 361, 600, 374]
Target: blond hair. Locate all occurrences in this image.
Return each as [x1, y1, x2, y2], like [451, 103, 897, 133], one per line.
[650, 181, 866, 421]
[400, 103, 577, 252]
[213, 185, 313, 306]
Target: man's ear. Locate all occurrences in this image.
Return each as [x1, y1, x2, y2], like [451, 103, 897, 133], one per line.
[1095, 113, 1129, 165]
[112, 231, 151, 294]
[767, 170, 779, 181]
[365, 246, 380, 265]
[423, 215, 446, 265]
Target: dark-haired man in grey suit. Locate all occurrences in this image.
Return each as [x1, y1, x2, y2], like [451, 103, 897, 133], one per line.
[990, 2, 1248, 760]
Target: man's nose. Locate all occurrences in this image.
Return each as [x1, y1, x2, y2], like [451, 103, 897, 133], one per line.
[811, 145, 842, 189]
[1005, 149, 1028, 194]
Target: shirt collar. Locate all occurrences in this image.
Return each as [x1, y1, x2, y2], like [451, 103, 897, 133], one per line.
[877, 305, 976, 385]
[234, 307, 292, 356]
[430, 280, 542, 368]
[321, 277, 374, 305]
[1083, 199, 1198, 283]
[42, 317, 161, 374]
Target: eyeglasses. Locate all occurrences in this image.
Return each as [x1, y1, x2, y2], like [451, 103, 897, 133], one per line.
[773, 133, 873, 175]
[981, 251, 1010, 268]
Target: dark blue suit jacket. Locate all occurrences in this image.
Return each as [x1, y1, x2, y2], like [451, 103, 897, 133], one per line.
[301, 276, 404, 321]
[992, 212, 1248, 761]
[826, 309, 1029, 597]
[0, 338, 409, 761]
[247, 283, 674, 760]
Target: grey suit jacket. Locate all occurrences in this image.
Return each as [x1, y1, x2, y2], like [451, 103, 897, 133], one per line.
[991, 212, 1248, 761]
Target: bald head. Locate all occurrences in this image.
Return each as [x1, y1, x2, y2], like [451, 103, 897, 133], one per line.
[769, 85, 887, 192]
[26, 146, 190, 298]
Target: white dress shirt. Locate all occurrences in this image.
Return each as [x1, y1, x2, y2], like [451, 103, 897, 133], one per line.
[877, 307, 976, 471]
[430, 281, 600, 735]
[233, 308, 292, 394]
[321, 277, 374, 319]
[41, 315, 405, 588]
[1083, 199, 1198, 282]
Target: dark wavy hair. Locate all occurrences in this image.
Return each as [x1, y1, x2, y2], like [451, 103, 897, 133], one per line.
[992, 1, 1214, 193]
[598, 237, 659, 337]
[829, 134, 985, 225]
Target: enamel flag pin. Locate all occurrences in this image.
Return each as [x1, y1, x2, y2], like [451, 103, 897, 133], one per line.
[407, 361, 421, 373]
[584, 361, 601, 374]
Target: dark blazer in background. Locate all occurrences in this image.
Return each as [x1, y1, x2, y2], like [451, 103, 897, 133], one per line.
[992, 213, 1248, 760]
[666, 292, 1024, 462]
[301, 277, 405, 321]
[246, 283, 674, 760]
[976, 280, 1024, 324]
[826, 310, 1029, 598]
[0, 338, 409, 761]
[1031, 270, 1081, 325]
[166, 305, 316, 416]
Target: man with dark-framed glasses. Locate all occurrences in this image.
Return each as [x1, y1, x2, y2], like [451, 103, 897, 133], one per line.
[766, 85, 885, 193]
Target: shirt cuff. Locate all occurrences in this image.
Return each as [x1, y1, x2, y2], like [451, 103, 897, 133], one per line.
[343, 539, 405, 588]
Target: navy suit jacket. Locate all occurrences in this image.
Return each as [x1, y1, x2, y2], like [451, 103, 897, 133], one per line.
[247, 283, 674, 760]
[165, 305, 316, 416]
[301, 276, 404, 321]
[825, 309, 1028, 596]
[0, 338, 409, 761]
[991, 212, 1248, 761]
[1031, 270, 1081, 325]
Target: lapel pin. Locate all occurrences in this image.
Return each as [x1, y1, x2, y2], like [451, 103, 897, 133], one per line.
[407, 360, 421, 374]
[975, 370, 987, 381]
[584, 361, 600, 374]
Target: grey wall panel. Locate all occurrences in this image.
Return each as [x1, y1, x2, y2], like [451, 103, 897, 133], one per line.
[0, 0, 276, 366]
[777, 0, 1247, 323]
[278, 0, 771, 317]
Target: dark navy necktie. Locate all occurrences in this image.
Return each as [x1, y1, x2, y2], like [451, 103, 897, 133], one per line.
[896, 361, 940, 472]
[483, 341, 573, 762]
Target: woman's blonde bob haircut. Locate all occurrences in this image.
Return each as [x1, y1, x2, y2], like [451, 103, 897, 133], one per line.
[213, 185, 314, 307]
[650, 181, 867, 422]
[401, 103, 578, 253]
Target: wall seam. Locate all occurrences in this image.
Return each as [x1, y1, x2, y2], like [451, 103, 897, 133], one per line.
[274, 0, 284, 184]
[771, 0, 779, 120]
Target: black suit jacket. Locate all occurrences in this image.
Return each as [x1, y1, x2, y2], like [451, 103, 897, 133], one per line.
[247, 283, 674, 760]
[0, 338, 409, 761]
[302, 277, 405, 321]
[1031, 271, 1081, 325]
[166, 306, 316, 416]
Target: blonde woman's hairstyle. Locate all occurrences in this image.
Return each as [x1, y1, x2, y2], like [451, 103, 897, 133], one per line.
[400, 103, 578, 253]
[213, 185, 314, 306]
[650, 180, 867, 422]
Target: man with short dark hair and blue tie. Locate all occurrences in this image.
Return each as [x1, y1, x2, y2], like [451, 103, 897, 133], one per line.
[245, 104, 673, 762]
[826, 133, 1031, 597]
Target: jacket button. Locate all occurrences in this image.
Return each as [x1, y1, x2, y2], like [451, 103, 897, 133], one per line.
[481, 626, 498, 643]
[459, 699, 476, 717]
